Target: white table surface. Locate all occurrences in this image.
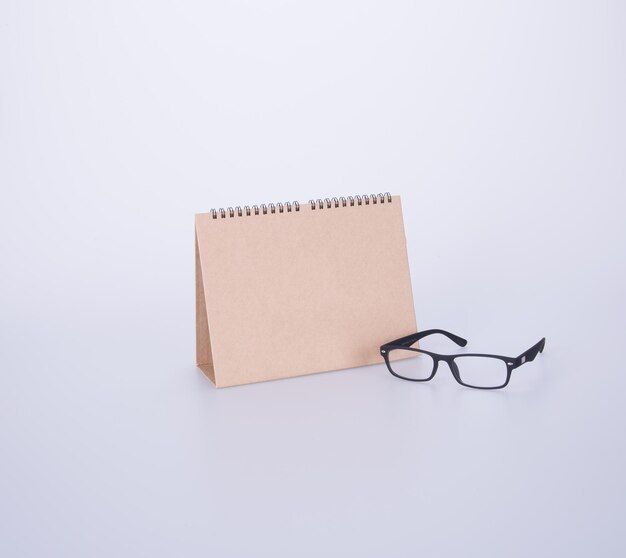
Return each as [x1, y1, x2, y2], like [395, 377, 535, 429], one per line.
[1, 1, 625, 556]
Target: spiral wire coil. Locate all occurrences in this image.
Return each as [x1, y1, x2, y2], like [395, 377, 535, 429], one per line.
[210, 193, 391, 219]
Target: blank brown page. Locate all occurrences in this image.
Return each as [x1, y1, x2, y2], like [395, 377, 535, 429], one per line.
[195, 195, 417, 387]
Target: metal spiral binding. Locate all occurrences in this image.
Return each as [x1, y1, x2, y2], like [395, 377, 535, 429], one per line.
[308, 192, 391, 210]
[210, 193, 390, 218]
[211, 200, 301, 219]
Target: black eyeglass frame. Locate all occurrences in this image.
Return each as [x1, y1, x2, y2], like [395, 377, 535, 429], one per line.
[380, 329, 546, 390]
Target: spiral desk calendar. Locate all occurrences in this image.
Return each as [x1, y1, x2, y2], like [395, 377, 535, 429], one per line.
[195, 194, 417, 387]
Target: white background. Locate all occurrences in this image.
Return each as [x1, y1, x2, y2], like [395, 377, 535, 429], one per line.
[1, 1, 625, 556]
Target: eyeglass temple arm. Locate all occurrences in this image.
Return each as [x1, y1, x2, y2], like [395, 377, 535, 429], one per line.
[383, 329, 468, 349]
[512, 338, 546, 369]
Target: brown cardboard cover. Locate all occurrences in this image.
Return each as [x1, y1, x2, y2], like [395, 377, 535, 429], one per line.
[195, 196, 417, 387]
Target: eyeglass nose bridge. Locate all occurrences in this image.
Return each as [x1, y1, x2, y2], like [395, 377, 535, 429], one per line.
[435, 356, 462, 384]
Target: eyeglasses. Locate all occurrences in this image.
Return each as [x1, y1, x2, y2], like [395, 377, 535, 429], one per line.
[380, 329, 546, 389]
